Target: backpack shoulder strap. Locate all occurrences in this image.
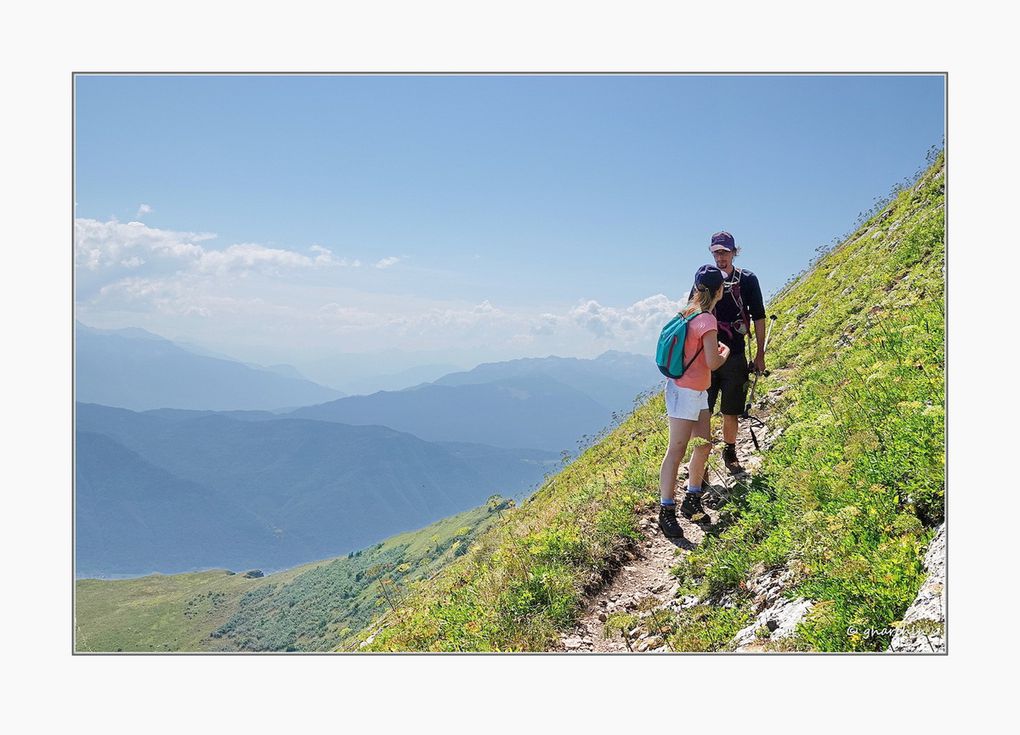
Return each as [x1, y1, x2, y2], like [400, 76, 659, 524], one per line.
[682, 343, 704, 374]
[681, 310, 705, 372]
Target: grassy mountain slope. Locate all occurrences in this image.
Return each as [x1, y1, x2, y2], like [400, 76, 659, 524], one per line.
[75, 501, 509, 652]
[670, 153, 944, 651]
[362, 154, 945, 652]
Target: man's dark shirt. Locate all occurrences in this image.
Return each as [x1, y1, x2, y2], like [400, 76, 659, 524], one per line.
[689, 267, 766, 349]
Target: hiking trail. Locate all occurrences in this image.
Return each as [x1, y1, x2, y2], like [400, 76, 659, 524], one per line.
[559, 384, 782, 653]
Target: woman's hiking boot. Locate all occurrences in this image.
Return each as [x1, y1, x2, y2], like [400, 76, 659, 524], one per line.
[658, 504, 684, 538]
[722, 443, 744, 474]
[680, 491, 705, 521]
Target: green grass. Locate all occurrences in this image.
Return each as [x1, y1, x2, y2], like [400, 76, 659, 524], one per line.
[79, 155, 945, 654]
[75, 501, 508, 652]
[671, 154, 945, 651]
[363, 406, 662, 651]
[365, 154, 945, 653]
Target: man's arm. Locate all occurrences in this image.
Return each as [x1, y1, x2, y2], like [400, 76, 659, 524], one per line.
[746, 273, 767, 373]
[752, 318, 766, 372]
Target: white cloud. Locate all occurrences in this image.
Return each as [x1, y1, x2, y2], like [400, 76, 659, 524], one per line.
[74, 218, 370, 278]
[74, 218, 682, 362]
[310, 245, 361, 268]
[96, 276, 211, 316]
[74, 218, 367, 297]
[569, 294, 680, 340]
[196, 243, 314, 275]
[75, 219, 212, 274]
[136, 203, 153, 218]
[529, 313, 560, 336]
[75, 217, 374, 323]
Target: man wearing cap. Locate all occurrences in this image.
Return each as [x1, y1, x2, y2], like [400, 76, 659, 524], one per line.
[690, 231, 767, 479]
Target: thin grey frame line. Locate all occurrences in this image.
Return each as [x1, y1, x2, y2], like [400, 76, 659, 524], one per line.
[70, 71, 948, 656]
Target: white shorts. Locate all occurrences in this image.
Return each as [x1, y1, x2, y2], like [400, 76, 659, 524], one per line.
[664, 380, 709, 421]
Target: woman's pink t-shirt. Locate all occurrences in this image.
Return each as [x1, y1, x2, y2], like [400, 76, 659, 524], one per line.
[673, 312, 718, 391]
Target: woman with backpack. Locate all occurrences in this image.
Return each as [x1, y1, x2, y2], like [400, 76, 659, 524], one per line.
[658, 264, 730, 539]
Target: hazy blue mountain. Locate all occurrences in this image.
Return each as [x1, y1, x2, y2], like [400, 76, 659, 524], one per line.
[260, 363, 309, 381]
[75, 431, 288, 578]
[141, 407, 282, 422]
[287, 374, 614, 451]
[76, 403, 558, 576]
[433, 350, 660, 413]
[298, 351, 469, 395]
[75, 322, 345, 411]
[342, 363, 464, 395]
[286, 352, 661, 452]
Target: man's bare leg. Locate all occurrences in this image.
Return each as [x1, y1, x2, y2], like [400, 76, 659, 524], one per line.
[722, 413, 738, 445]
[721, 413, 743, 472]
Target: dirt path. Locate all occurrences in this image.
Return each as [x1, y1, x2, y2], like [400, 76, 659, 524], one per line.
[560, 397, 775, 653]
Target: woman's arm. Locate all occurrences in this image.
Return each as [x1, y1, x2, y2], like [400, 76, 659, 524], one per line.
[703, 330, 729, 371]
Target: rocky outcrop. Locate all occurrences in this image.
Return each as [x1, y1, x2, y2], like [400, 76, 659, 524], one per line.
[889, 524, 945, 653]
[733, 597, 813, 651]
[732, 564, 813, 651]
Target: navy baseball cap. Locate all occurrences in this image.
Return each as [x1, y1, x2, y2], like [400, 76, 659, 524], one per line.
[694, 264, 724, 291]
[710, 231, 736, 252]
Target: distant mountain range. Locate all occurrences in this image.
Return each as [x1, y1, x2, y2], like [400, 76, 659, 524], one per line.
[74, 324, 661, 577]
[76, 403, 558, 577]
[75, 322, 345, 411]
[288, 351, 661, 452]
[342, 363, 465, 395]
[76, 431, 283, 577]
[434, 350, 660, 413]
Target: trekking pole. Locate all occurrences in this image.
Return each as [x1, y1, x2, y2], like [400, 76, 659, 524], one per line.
[743, 314, 777, 415]
[742, 314, 778, 450]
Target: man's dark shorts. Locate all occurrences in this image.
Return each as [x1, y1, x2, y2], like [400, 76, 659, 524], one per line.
[707, 349, 750, 416]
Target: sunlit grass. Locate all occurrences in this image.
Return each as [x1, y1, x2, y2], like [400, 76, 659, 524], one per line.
[365, 154, 945, 653]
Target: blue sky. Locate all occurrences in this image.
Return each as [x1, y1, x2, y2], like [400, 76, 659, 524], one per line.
[74, 74, 944, 384]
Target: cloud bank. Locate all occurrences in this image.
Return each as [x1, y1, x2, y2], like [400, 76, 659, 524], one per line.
[74, 216, 681, 363]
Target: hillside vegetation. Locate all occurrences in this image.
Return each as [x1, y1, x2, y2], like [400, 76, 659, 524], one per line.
[75, 501, 509, 652]
[362, 154, 945, 652]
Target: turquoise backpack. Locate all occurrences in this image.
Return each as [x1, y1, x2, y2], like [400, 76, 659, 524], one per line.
[655, 310, 704, 379]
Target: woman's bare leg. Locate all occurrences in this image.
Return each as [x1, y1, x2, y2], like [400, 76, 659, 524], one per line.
[659, 417, 695, 502]
[685, 408, 713, 492]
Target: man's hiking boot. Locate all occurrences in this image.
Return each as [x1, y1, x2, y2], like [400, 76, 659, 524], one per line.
[658, 504, 684, 538]
[680, 491, 705, 521]
[722, 444, 744, 474]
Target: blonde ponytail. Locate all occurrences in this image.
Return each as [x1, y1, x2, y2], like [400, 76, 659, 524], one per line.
[683, 284, 716, 317]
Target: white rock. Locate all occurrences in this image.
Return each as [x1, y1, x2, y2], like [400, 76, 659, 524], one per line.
[890, 524, 946, 653]
[733, 597, 814, 649]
